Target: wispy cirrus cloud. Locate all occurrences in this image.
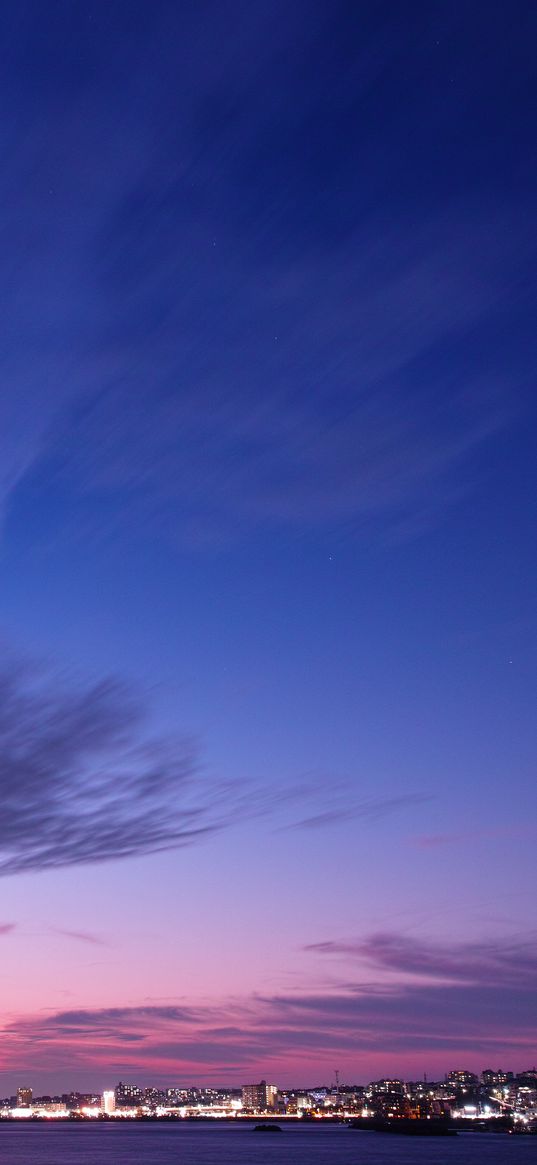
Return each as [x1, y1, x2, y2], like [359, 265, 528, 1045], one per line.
[413, 826, 537, 849]
[0, 653, 227, 877]
[34, 213, 516, 550]
[291, 792, 430, 830]
[0, 5, 532, 550]
[50, 928, 109, 947]
[305, 930, 537, 988]
[0, 649, 424, 877]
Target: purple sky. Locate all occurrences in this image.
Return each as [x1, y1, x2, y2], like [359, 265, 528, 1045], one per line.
[0, 0, 536, 1092]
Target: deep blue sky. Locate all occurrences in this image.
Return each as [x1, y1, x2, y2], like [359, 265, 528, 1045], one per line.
[0, 0, 536, 1090]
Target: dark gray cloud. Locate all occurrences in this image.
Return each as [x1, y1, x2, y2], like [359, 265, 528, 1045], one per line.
[0, 655, 227, 876]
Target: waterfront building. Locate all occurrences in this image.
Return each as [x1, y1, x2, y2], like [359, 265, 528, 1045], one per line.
[241, 1080, 278, 1110]
[115, 1081, 143, 1107]
[101, 1090, 116, 1114]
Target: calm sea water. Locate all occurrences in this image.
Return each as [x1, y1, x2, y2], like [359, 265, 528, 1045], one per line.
[0, 1123, 534, 1165]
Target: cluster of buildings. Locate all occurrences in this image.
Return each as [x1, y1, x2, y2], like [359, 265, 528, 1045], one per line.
[0, 1068, 536, 1127]
[272, 1069, 537, 1126]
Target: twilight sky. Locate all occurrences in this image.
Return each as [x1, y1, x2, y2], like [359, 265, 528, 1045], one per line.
[0, 0, 536, 1093]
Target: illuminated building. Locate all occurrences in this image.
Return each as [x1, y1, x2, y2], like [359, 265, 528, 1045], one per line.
[447, 1070, 478, 1087]
[241, 1080, 278, 1110]
[16, 1087, 32, 1108]
[482, 1069, 510, 1086]
[115, 1081, 142, 1107]
[143, 1086, 166, 1107]
[101, 1091, 116, 1114]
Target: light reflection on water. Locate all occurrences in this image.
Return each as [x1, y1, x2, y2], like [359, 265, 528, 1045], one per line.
[0, 1123, 534, 1165]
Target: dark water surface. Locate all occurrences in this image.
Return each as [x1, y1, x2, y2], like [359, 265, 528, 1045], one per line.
[0, 1122, 534, 1165]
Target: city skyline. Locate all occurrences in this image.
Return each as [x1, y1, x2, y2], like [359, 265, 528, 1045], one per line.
[2, 1065, 537, 1131]
[3, 1063, 537, 1102]
[0, 1, 536, 1093]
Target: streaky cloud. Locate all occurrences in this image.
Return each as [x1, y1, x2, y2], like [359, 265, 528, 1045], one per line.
[292, 792, 430, 829]
[0, 653, 228, 876]
[50, 928, 109, 947]
[413, 825, 537, 848]
[305, 930, 537, 987]
[5, 951, 537, 1080]
[0, 7, 530, 549]
[0, 648, 432, 877]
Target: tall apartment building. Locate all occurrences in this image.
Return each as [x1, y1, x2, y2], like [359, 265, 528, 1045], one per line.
[101, 1091, 116, 1114]
[17, 1087, 32, 1108]
[241, 1080, 278, 1110]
